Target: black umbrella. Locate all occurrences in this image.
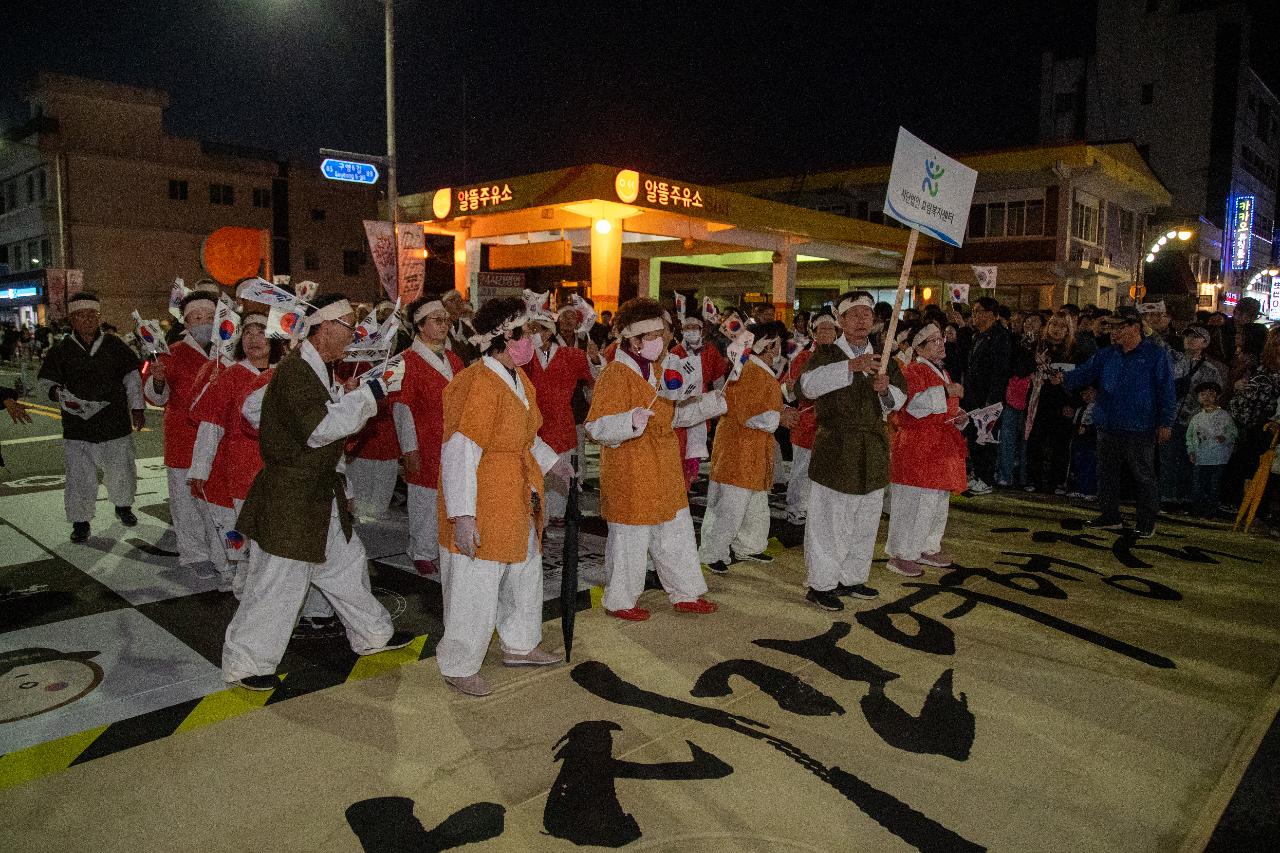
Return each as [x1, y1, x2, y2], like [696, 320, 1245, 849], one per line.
[560, 453, 581, 662]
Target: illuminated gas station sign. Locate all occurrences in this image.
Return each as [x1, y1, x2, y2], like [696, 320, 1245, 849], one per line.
[1230, 195, 1254, 271]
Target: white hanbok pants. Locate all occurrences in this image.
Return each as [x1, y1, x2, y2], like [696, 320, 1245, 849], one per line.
[785, 445, 812, 524]
[222, 501, 392, 680]
[543, 449, 576, 521]
[603, 508, 707, 612]
[886, 483, 950, 562]
[347, 456, 398, 520]
[406, 484, 441, 562]
[773, 438, 787, 485]
[698, 482, 770, 564]
[804, 481, 883, 592]
[167, 466, 210, 566]
[436, 525, 543, 678]
[63, 436, 136, 523]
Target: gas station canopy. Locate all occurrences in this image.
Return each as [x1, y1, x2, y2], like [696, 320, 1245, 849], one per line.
[399, 164, 930, 312]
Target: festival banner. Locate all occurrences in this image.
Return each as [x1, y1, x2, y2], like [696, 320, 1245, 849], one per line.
[363, 220, 399, 301]
[397, 223, 426, 303]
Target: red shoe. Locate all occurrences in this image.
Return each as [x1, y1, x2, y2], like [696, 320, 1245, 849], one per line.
[413, 559, 439, 576]
[606, 606, 651, 622]
[673, 598, 718, 614]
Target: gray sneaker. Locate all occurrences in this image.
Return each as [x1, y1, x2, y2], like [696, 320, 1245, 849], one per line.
[444, 673, 492, 696]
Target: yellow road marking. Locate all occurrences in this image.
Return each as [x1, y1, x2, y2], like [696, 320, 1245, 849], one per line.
[346, 635, 428, 682]
[0, 725, 107, 792]
[589, 585, 604, 608]
[173, 684, 276, 734]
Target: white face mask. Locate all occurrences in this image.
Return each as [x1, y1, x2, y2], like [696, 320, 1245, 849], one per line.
[187, 323, 214, 345]
[682, 329, 702, 347]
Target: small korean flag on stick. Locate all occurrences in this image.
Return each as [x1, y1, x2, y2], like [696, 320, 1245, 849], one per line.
[702, 296, 720, 324]
[131, 311, 169, 355]
[168, 277, 190, 320]
[674, 293, 687, 320]
[266, 304, 307, 340]
[948, 282, 970, 304]
[212, 296, 240, 363]
[657, 353, 703, 401]
[972, 265, 997, 289]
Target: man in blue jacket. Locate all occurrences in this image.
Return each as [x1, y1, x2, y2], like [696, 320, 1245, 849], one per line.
[1064, 307, 1176, 537]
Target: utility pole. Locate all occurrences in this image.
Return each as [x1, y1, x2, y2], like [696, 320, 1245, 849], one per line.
[384, 0, 399, 298]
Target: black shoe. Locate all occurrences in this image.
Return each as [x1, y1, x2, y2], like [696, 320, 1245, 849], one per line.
[643, 569, 664, 590]
[233, 674, 279, 692]
[835, 583, 879, 600]
[297, 615, 339, 631]
[805, 588, 844, 612]
[708, 561, 729, 575]
[70, 521, 90, 543]
[1084, 514, 1126, 531]
[732, 550, 774, 564]
[778, 522, 805, 548]
[359, 630, 415, 656]
[115, 506, 138, 527]
[1134, 526, 1155, 539]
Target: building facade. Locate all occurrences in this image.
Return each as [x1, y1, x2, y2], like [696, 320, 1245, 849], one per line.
[725, 141, 1172, 312]
[1039, 0, 1280, 311]
[0, 73, 383, 326]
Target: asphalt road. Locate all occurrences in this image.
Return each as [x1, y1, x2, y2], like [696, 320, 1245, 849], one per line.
[0, 366, 165, 485]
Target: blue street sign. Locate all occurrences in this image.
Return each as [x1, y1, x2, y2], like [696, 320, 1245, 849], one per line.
[321, 158, 380, 185]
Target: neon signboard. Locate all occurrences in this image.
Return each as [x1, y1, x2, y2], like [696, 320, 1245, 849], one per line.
[1230, 195, 1254, 271]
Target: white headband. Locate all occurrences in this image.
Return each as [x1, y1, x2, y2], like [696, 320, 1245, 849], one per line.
[754, 334, 780, 350]
[243, 313, 268, 328]
[556, 305, 581, 318]
[913, 326, 942, 348]
[182, 296, 217, 319]
[837, 294, 874, 314]
[621, 317, 665, 338]
[67, 297, 100, 315]
[811, 313, 838, 329]
[468, 310, 529, 349]
[308, 299, 354, 325]
[412, 300, 446, 325]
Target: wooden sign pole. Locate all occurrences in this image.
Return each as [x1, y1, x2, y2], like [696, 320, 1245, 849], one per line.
[878, 228, 919, 374]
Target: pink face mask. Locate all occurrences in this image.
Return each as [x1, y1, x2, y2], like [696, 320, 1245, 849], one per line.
[638, 337, 665, 362]
[505, 335, 535, 366]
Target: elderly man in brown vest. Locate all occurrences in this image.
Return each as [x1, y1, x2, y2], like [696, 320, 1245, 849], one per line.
[221, 293, 412, 691]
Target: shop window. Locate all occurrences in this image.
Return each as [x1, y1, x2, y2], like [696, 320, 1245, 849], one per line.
[1024, 199, 1045, 236]
[169, 179, 188, 201]
[253, 188, 272, 208]
[967, 204, 986, 239]
[342, 249, 362, 277]
[304, 249, 319, 270]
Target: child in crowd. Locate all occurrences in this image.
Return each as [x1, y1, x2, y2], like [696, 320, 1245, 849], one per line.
[1067, 386, 1098, 499]
[1185, 381, 1237, 518]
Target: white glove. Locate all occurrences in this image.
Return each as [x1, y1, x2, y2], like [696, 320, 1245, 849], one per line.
[454, 515, 480, 558]
[631, 407, 654, 432]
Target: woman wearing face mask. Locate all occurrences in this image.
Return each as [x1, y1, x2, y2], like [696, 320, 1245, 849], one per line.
[669, 315, 729, 488]
[145, 290, 220, 576]
[185, 314, 282, 594]
[522, 309, 595, 526]
[435, 297, 574, 697]
[698, 321, 797, 574]
[585, 297, 726, 621]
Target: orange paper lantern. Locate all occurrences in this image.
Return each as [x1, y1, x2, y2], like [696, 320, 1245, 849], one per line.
[202, 227, 269, 285]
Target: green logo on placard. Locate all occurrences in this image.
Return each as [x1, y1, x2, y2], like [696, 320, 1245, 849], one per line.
[922, 159, 945, 197]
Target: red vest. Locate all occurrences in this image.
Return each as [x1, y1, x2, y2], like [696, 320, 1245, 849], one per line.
[787, 349, 817, 450]
[524, 345, 593, 454]
[191, 362, 272, 508]
[152, 339, 211, 468]
[890, 361, 969, 493]
[400, 347, 464, 488]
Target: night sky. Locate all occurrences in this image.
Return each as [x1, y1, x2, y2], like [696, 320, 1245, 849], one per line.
[5, 1, 1278, 194]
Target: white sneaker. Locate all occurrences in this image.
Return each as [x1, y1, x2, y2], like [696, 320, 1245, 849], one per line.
[969, 479, 992, 495]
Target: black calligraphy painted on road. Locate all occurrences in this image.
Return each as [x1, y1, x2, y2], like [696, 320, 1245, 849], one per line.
[542, 720, 732, 847]
[345, 798, 504, 853]
[992, 552, 1182, 601]
[572, 661, 986, 853]
[991, 524, 1262, 571]
[855, 582, 1176, 669]
[750, 622, 975, 761]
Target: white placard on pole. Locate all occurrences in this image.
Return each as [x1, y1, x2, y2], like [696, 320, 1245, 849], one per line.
[883, 127, 978, 248]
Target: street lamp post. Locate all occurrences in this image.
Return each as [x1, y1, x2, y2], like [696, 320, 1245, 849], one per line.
[383, 0, 397, 225]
